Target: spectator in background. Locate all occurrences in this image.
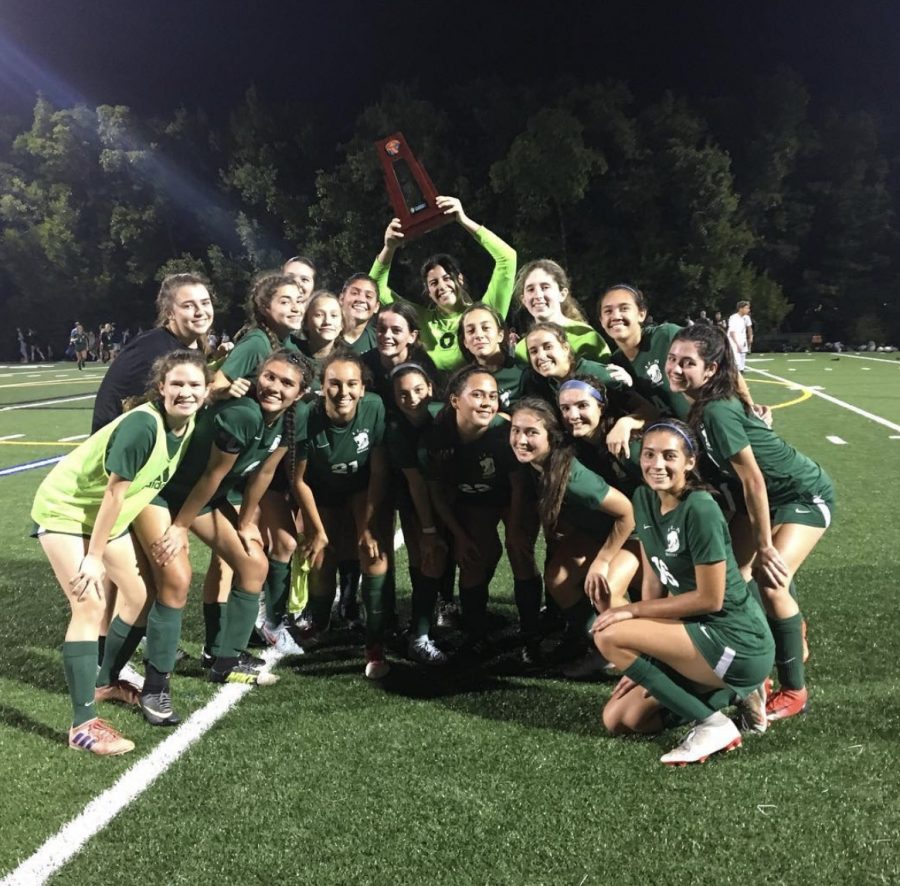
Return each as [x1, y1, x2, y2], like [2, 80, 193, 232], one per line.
[727, 300, 753, 372]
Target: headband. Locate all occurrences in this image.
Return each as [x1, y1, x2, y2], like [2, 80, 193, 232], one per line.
[559, 379, 606, 405]
[645, 421, 695, 454]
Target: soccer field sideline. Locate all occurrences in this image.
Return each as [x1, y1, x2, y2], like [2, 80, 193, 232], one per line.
[2, 354, 899, 884]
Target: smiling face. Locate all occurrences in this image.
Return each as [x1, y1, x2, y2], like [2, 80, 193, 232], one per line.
[340, 278, 379, 326]
[526, 329, 572, 378]
[283, 260, 316, 301]
[166, 284, 214, 343]
[558, 386, 603, 439]
[665, 339, 715, 396]
[462, 308, 504, 362]
[640, 429, 695, 497]
[598, 288, 646, 348]
[158, 362, 208, 426]
[256, 359, 304, 420]
[451, 372, 498, 431]
[393, 370, 432, 422]
[264, 284, 305, 336]
[305, 296, 343, 345]
[509, 409, 550, 466]
[425, 265, 460, 313]
[323, 359, 363, 424]
[521, 268, 567, 323]
[377, 310, 417, 361]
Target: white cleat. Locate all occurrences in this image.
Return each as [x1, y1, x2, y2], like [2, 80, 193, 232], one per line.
[660, 712, 742, 766]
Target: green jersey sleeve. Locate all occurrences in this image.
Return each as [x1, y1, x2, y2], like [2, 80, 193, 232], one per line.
[104, 411, 159, 480]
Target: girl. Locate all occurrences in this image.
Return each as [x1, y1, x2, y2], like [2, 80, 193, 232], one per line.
[513, 260, 609, 363]
[509, 399, 636, 662]
[421, 367, 541, 658]
[523, 323, 633, 405]
[595, 420, 775, 765]
[363, 302, 440, 410]
[292, 352, 392, 679]
[386, 363, 448, 664]
[134, 350, 309, 724]
[31, 350, 208, 756]
[338, 273, 381, 353]
[93, 273, 214, 432]
[371, 196, 517, 372]
[666, 325, 834, 722]
[458, 302, 527, 412]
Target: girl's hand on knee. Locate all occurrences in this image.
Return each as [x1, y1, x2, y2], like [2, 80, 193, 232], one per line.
[591, 606, 634, 633]
[70, 554, 105, 601]
[151, 525, 188, 566]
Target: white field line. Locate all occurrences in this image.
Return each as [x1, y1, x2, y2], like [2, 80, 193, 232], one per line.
[747, 367, 900, 433]
[0, 434, 24, 440]
[58, 433, 88, 442]
[841, 353, 900, 365]
[2, 531, 409, 884]
[0, 394, 96, 412]
[826, 436, 848, 445]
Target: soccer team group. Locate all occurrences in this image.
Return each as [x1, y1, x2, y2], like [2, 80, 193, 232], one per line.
[31, 196, 834, 765]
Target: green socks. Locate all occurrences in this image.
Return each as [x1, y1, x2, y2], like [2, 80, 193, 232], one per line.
[625, 655, 717, 724]
[203, 602, 227, 657]
[219, 588, 259, 659]
[769, 613, 806, 690]
[96, 617, 144, 686]
[145, 601, 184, 674]
[263, 558, 291, 626]
[64, 641, 99, 727]
[514, 576, 542, 635]
[361, 573, 387, 645]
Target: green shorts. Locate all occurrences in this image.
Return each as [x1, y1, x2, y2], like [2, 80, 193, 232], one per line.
[685, 620, 775, 698]
[772, 490, 835, 529]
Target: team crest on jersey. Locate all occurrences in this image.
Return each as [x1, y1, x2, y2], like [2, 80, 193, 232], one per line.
[479, 454, 496, 478]
[353, 430, 370, 453]
[665, 527, 680, 554]
[268, 434, 282, 453]
[647, 361, 663, 385]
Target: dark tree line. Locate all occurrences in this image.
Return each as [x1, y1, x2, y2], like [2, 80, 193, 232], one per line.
[2, 70, 898, 355]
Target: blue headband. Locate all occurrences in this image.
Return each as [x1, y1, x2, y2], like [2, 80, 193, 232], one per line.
[559, 379, 606, 405]
[645, 421, 695, 454]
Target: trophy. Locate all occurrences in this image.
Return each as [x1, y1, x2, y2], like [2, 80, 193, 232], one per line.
[375, 132, 451, 240]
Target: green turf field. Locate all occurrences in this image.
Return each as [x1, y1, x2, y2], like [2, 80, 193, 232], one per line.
[1, 354, 898, 885]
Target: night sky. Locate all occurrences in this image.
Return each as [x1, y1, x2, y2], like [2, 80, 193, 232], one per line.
[2, 0, 899, 133]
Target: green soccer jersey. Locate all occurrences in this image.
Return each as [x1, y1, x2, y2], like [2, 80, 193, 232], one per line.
[31, 403, 194, 537]
[297, 392, 386, 506]
[698, 398, 833, 508]
[220, 329, 301, 383]
[490, 355, 528, 411]
[370, 225, 516, 372]
[609, 323, 690, 419]
[422, 414, 516, 507]
[633, 485, 771, 653]
[160, 398, 292, 508]
[515, 318, 611, 364]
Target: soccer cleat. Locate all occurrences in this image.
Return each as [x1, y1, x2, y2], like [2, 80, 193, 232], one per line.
[94, 678, 141, 706]
[139, 686, 181, 727]
[200, 648, 266, 670]
[208, 663, 279, 686]
[735, 682, 768, 734]
[262, 621, 307, 656]
[69, 718, 135, 756]
[435, 600, 461, 629]
[660, 713, 742, 766]
[562, 649, 617, 680]
[765, 687, 810, 722]
[117, 661, 145, 691]
[408, 636, 448, 666]
[364, 645, 390, 680]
